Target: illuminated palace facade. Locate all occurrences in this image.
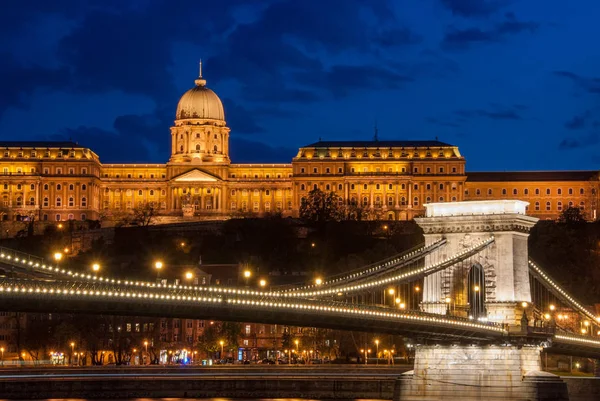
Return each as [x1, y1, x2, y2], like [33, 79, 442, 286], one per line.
[0, 72, 599, 224]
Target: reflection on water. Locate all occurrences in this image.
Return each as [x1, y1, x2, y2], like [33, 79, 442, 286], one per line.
[6, 399, 388, 401]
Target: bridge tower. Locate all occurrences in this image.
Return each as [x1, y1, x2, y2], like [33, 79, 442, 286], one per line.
[399, 200, 568, 401]
[415, 199, 538, 326]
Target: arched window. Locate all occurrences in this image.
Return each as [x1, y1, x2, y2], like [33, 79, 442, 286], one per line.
[388, 196, 394, 206]
[557, 201, 562, 211]
[468, 264, 486, 319]
[29, 197, 34, 206]
[362, 196, 368, 206]
[580, 201, 585, 209]
[426, 196, 431, 203]
[213, 145, 218, 153]
[375, 196, 381, 207]
[180, 145, 184, 152]
[81, 197, 87, 207]
[338, 184, 343, 191]
[300, 184, 306, 191]
[524, 188, 528, 195]
[138, 190, 143, 196]
[81, 213, 87, 221]
[439, 196, 444, 202]
[69, 184, 74, 191]
[150, 190, 155, 196]
[534, 201, 540, 211]
[546, 201, 551, 211]
[325, 184, 330, 191]
[413, 196, 419, 206]
[30, 184, 35, 190]
[68, 197, 74, 207]
[44, 184, 49, 191]
[502, 188, 507, 195]
[401, 184, 406, 190]
[16, 196, 22, 206]
[401, 196, 406, 205]
[196, 144, 200, 151]
[56, 197, 62, 207]
[43, 197, 49, 207]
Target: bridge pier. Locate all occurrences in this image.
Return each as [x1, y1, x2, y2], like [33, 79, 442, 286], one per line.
[395, 344, 568, 401]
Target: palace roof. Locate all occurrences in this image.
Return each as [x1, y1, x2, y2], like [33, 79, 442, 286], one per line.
[467, 171, 600, 182]
[302, 140, 454, 148]
[0, 141, 81, 148]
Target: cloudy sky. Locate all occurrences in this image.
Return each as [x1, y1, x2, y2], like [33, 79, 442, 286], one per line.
[1, 0, 599, 171]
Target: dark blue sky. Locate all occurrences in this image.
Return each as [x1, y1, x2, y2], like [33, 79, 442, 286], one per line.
[1, 0, 599, 171]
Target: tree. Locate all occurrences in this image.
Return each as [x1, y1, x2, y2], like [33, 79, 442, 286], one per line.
[131, 203, 157, 227]
[558, 207, 586, 225]
[300, 189, 343, 223]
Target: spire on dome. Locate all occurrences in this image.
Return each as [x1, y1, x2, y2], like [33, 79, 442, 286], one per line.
[195, 59, 206, 86]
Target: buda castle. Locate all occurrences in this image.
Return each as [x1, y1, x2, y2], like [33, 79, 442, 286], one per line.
[0, 72, 598, 224]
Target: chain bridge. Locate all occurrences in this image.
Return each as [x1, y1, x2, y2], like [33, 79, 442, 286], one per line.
[0, 200, 598, 400]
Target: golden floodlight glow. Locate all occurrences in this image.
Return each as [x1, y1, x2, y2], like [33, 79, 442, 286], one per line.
[259, 279, 267, 287]
[185, 272, 193, 280]
[244, 270, 251, 278]
[155, 261, 163, 270]
[315, 278, 323, 286]
[92, 263, 100, 272]
[54, 252, 63, 262]
[388, 288, 395, 295]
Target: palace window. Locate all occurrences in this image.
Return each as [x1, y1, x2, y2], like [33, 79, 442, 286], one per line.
[363, 184, 368, 190]
[16, 196, 22, 207]
[81, 213, 86, 220]
[68, 213, 74, 220]
[231, 189, 236, 196]
[253, 189, 259, 196]
[82, 184, 87, 190]
[350, 184, 355, 190]
[81, 197, 87, 207]
[325, 184, 330, 191]
[546, 188, 550, 195]
[389, 184, 393, 190]
[413, 167, 418, 173]
[196, 144, 200, 151]
[413, 196, 419, 206]
[265, 202, 271, 212]
[55, 214, 61, 221]
[524, 188, 528, 195]
[56, 197, 62, 207]
[535, 202, 540, 211]
[439, 167, 444, 173]
[16, 184, 22, 190]
[376, 184, 380, 190]
[43, 197, 48, 207]
[230, 202, 237, 210]
[362, 196, 368, 206]
[254, 174, 258, 178]
[426, 184, 431, 190]
[149, 190, 154, 196]
[313, 184, 318, 190]
[535, 188, 540, 195]
[253, 202, 259, 212]
[69, 168, 74, 175]
[452, 196, 457, 201]
[150, 174, 155, 178]
[439, 183, 444, 190]
[580, 188, 585, 195]
[338, 167, 343, 173]
[546, 201, 551, 211]
[476, 189, 481, 196]
[401, 167, 406, 173]
[56, 168, 62, 174]
[414, 184, 418, 190]
[568, 201, 574, 208]
[16, 168, 22, 174]
[375, 196, 381, 207]
[313, 168, 318, 173]
[502, 189, 507, 195]
[326, 168, 330, 174]
[82, 168, 87, 174]
[241, 201, 248, 211]
[300, 168, 305, 173]
[388, 196, 393, 206]
[2, 183, 6, 190]
[568, 188, 573, 195]
[56, 184, 62, 190]
[580, 201, 585, 209]
[465, 189, 469, 195]
[265, 190, 270, 196]
[338, 184, 343, 191]
[426, 196, 431, 203]
[513, 188, 518, 195]
[68, 197, 74, 207]
[401, 196, 406, 205]
[557, 188, 562, 195]
[401, 184, 406, 190]
[439, 196, 444, 202]
[30, 184, 35, 191]
[426, 167, 431, 173]
[69, 184, 74, 191]
[138, 190, 143, 196]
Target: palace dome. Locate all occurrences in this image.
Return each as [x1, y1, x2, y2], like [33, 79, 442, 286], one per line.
[175, 76, 225, 121]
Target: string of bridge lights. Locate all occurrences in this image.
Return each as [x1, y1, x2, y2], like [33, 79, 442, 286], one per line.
[554, 334, 600, 347]
[528, 260, 600, 325]
[280, 237, 495, 298]
[0, 238, 493, 301]
[0, 239, 444, 298]
[0, 279, 507, 336]
[279, 238, 447, 293]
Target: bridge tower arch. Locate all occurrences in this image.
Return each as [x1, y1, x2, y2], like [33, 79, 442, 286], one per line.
[415, 200, 538, 325]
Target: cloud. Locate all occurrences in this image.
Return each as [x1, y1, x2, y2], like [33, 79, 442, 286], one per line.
[564, 111, 592, 130]
[454, 105, 523, 120]
[439, 0, 509, 18]
[554, 71, 600, 95]
[229, 137, 297, 163]
[222, 99, 266, 134]
[558, 132, 600, 150]
[442, 12, 538, 50]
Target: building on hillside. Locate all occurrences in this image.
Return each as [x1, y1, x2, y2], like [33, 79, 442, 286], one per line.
[0, 70, 598, 224]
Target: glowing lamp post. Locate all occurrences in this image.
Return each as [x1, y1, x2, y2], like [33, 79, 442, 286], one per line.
[244, 270, 251, 286]
[259, 279, 267, 289]
[70, 342, 75, 365]
[315, 277, 323, 286]
[92, 263, 100, 272]
[185, 271, 193, 281]
[219, 340, 224, 358]
[155, 261, 163, 281]
[374, 339, 379, 364]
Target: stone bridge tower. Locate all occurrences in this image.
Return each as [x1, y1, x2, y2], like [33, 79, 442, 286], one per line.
[415, 200, 539, 325]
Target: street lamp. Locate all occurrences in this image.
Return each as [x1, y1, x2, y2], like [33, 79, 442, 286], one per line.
[185, 271, 193, 280]
[259, 279, 267, 288]
[243, 270, 251, 286]
[294, 339, 299, 353]
[219, 340, 224, 358]
[54, 252, 63, 263]
[70, 342, 75, 365]
[315, 277, 323, 286]
[92, 263, 100, 272]
[155, 261, 163, 281]
[374, 339, 379, 364]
